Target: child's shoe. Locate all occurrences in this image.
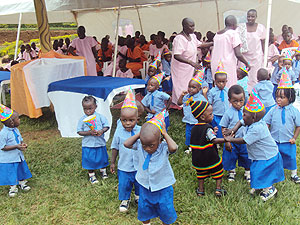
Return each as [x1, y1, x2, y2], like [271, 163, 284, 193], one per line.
[259, 186, 277, 201]
[19, 180, 31, 191]
[9, 185, 18, 197]
[134, 195, 139, 204]
[227, 172, 236, 182]
[119, 200, 130, 212]
[89, 175, 99, 184]
[185, 147, 192, 154]
[291, 175, 300, 184]
[244, 172, 251, 183]
[100, 168, 108, 179]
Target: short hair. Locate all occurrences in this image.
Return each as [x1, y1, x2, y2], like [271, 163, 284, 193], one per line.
[247, 9, 257, 14]
[215, 72, 227, 80]
[82, 95, 97, 105]
[275, 88, 296, 104]
[228, 85, 245, 99]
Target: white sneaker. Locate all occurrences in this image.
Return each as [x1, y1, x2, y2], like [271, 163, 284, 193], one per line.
[244, 174, 251, 183]
[19, 180, 31, 191]
[9, 185, 18, 197]
[119, 200, 130, 212]
[134, 195, 139, 204]
[227, 172, 236, 182]
[260, 186, 277, 201]
[100, 169, 108, 179]
[89, 175, 99, 184]
[185, 147, 192, 154]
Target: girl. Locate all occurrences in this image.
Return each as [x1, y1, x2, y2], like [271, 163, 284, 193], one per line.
[116, 59, 133, 78]
[77, 96, 110, 184]
[149, 35, 168, 61]
[237, 66, 249, 101]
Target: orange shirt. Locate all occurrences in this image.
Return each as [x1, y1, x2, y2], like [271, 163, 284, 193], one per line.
[278, 40, 299, 51]
[139, 43, 150, 51]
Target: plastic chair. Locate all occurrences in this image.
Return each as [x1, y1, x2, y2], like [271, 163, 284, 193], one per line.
[139, 61, 149, 80]
[0, 80, 10, 105]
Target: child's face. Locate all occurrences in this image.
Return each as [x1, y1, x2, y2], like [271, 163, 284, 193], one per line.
[242, 108, 254, 126]
[229, 93, 245, 111]
[215, 74, 227, 90]
[11, 112, 20, 128]
[164, 54, 171, 62]
[200, 105, 214, 123]
[206, 62, 211, 69]
[296, 54, 300, 61]
[284, 33, 292, 43]
[82, 101, 97, 116]
[148, 67, 156, 77]
[120, 108, 138, 132]
[276, 89, 289, 107]
[147, 78, 159, 93]
[236, 69, 243, 80]
[25, 45, 31, 52]
[119, 60, 126, 69]
[188, 80, 201, 96]
[283, 60, 292, 70]
[140, 126, 161, 154]
[278, 57, 284, 68]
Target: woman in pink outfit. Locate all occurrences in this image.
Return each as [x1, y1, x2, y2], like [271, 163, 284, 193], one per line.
[171, 18, 212, 105]
[211, 15, 250, 88]
[69, 26, 101, 76]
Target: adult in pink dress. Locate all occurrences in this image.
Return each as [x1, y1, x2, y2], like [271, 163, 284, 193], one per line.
[211, 15, 250, 88]
[69, 26, 101, 76]
[238, 9, 266, 92]
[171, 18, 213, 105]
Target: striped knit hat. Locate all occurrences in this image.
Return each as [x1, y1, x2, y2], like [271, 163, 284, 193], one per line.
[189, 101, 209, 119]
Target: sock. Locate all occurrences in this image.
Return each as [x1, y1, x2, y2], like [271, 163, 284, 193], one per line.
[135, 194, 139, 200]
[291, 170, 297, 177]
[229, 169, 236, 174]
[88, 172, 95, 177]
[143, 223, 150, 225]
[262, 186, 272, 193]
[100, 168, 106, 173]
[244, 170, 250, 176]
[19, 180, 27, 186]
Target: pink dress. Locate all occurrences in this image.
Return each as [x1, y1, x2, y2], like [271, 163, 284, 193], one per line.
[211, 29, 242, 88]
[23, 50, 37, 61]
[70, 36, 98, 76]
[267, 44, 280, 74]
[149, 44, 168, 58]
[103, 45, 128, 76]
[116, 69, 133, 78]
[171, 33, 201, 104]
[239, 24, 266, 92]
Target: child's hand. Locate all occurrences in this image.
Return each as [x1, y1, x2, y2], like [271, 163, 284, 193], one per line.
[289, 138, 296, 144]
[181, 91, 188, 96]
[225, 142, 232, 152]
[224, 135, 233, 143]
[223, 128, 233, 136]
[165, 76, 171, 81]
[161, 122, 167, 136]
[150, 109, 156, 114]
[110, 163, 116, 174]
[202, 87, 208, 94]
[96, 130, 104, 136]
[90, 130, 98, 136]
[17, 143, 27, 151]
[213, 126, 218, 134]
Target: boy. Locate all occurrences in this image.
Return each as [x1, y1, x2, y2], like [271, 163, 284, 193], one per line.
[271, 55, 284, 99]
[161, 48, 172, 94]
[280, 51, 296, 85]
[292, 47, 300, 81]
[203, 51, 213, 89]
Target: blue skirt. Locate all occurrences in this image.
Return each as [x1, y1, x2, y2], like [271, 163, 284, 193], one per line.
[211, 115, 223, 138]
[250, 153, 285, 189]
[82, 146, 109, 170]
[277, 142, 297, 170]
[162, 77, 173, 93]
[0, 160, 32, 186]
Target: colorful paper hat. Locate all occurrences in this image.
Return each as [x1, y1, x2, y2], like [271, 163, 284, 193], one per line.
[245, 88, 264, 113]
[146, 109, 166, 132]
[149, 60, 157, 69]
[163, 48, 171, 55]
[83, 115, 98, 131]
[215, 60, 227, 74]
[283, 50, 293, 61]
[122, 87, 137, 109]
[0, 104, 13, 122]
[278, 68, 293, 89]
[152, 72, 164, 85]
[192, 69, 204, 85]
[295, 47, 300, 54]
[189, 101, 209, 119]
[154, 51, 161, 62]
[239, 65, 249, 74]
[204, 51, 211, 62]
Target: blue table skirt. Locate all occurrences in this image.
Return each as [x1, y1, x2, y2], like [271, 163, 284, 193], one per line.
[48, 76, 145, 101]
[0, 71, 10, 83]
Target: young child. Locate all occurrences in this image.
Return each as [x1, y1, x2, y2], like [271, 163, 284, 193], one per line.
[77, 96, 110, 184]
[253, 68, 276, 115]
[22, 44, 37, 61]
[271, 55, 284, 99]
[203, 52, 213, 89]
[219, 85, 251, 182]
[161, 48, 172, 94]
[264, 71, 300, 183]
[0, 105, 32, 197]
[177, 70, 208, 153]
[124, 110, 178, 225]
[110, 88, 141, 212]
[280, 51, 297, 85]
[206, 61, 229, 138]
[224, 89, 285, 201]
[189, 100, 227, 197]
[292, 47, 300, 81]
[237, 66, 249, 101]
[116, 59, 133, 78]
[142, 73, 171, 130]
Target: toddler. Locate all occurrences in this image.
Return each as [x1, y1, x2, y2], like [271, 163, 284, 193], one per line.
[116, 58, 133, 78]
[203, 52, 213, 89]
[279, 51, 296, 85]
[77, 96, 110, 184]
[237, 66, 249, 100]
[161, 48, 173, 94]
[292, 48, 300, 81]
[271, 55, 284, 99]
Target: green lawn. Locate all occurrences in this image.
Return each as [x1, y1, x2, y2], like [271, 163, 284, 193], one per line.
[0, 107, 300, 224]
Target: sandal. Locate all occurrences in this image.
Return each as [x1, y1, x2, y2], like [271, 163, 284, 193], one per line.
[196, 188, 205, 196]
[215, 188, 227, 197]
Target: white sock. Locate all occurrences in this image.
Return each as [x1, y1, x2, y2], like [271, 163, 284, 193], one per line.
[291, 170, 297, 177]
[100, 168, 106, 173]
[262, 186, 272, 192]
[19, 180, 27, 186]
[229, 169, 236, 174]
[244, 170, 250, 176]
[88, 172, 95, 177]
[135, 194, 139, 200]
[143, 223, 150, 225]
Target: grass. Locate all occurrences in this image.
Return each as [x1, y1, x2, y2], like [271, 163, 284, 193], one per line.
[1, 105, 300, 224]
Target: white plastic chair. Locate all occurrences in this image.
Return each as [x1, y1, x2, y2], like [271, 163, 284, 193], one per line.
[0, 80, 10, 105]
[139, 61, 149, 80]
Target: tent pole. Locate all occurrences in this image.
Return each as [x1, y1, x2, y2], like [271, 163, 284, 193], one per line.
[14, 13, 22, 60]
[33, 0, 51, 53]
[215, 0, 220, 30]
[263, 0, 273, 68]
[135, 5, 144, 35]
[112, 2, 121, 77]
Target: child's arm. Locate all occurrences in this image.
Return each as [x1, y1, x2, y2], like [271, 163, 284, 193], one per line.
[96, 126, 109, 136]
[224, 135, 246, 145]
[223, 121, 243, 136]
[221, 127, 232, 152]
[78, 130, 97, 136]
[177, 91, 188, 105]
[2, 144, 27, 151]
[290, 126, 300, 144]
[110, 149, 118, 174]
[206, 127, 226, 144]
[124, 133, 140, 149]
[202, 87, 209, 100]
[165, 97, 172, 111]
[161, 123, 177, 153]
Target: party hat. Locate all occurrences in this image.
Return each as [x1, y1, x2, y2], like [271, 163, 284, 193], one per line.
[278, 68, 293, 89]
[149, 60, 158, 69]
[146, 109, 166, 132]
[192, 69, 204, 85]
[83, 115, 98, 131]
[215, 60, 227, 74]
[122, 87, 137, 109]
[163, 48, 171, 55]
[295, 46, 300, 54]
[283, 50, 293, 61]
[204, 51, 211, 62]
[245, 88, 264, 113]
[152, 72, 164, 85]
[239, 65, 249, 74]
[154, 51, 161, 62]
[0, 104, 13, 122]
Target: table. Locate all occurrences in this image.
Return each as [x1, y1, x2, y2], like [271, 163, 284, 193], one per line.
[48, 76, 145, 139]
[0, 71, 10, 104]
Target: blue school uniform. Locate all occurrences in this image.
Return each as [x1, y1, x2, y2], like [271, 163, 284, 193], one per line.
[0, 126, 32, 186]
[111, 124, 141, 200]
[219, 107, 251, 170]
[270, 62, 281, 99]
[293, 59, 300, 82]
[133, 140, 177, 224]
[161, 58, 173, 92]
[204, 68, 213, 89]
[278, 67, 297, 82]
[77, 112, 109, 170]
[254, 80, 276, 114]
[237, 76, 249, 100]
[182, 92, 207, 146]
[207, 86, 229, 138]
[242, 120, 285, 189]
[141, 90, 170, 129]
[264, 104, 300, 170]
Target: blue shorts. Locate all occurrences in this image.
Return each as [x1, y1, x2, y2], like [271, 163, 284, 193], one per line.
[222, 143, 252, 171]
[185, 123, 194, 146]
[208, 83, 213, 90]
[162, 77, 173, 93]
[82, 146, 109, 170]
[0, 160, 32, 186]
[277, 142, 297, 170]
[211, 115, 223, 138]
[138, 185, 177, 224]
[118, 170, 140, 200]
[250, 153, 285, 189]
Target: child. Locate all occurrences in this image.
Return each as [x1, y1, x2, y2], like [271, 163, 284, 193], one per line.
[264, 71, 300, 183]
[142, 73, 171, 130]
[271, 55, 284, 99]
[203, 52, 213, 89]
[124, 111, 178, 224]
[206, 61, 229, 138]
[161, 48, 173, 94]
[237, 66, 249, 101]
[292, 47, 300, 81]
[22, 44, 37, 61]
[253, 68, 276, 114]
[219, 85, 251, 182]
[189, 100, 227, 197]
[77, 96, 110, 184]
[280, 51, 297, 85]
[116, 59, 133, 78]
[224, 89, 285, 201]
[0, 105, 32, 197]
[110, 88, 141, 212]
[177, 70, 208, 153]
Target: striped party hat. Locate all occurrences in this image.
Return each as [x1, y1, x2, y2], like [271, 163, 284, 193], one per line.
[0, 104, 13, 122]
[240, 65, 249, 74]
[278, 68, 293, 89]
[146, 109, 166, 132]
[192, 69, 204, 85]
[295, 46, 300, 53]
[245, 88, 264, 113]
[149, 60, 158, 69]
[154, 51, 162, 62]
[122, 87, 137, 109]
[283, 50, 293, 61]
[215, 60, 227, 74]
[163, 48, 171, 55]
[204, 51, 211, 62]
[152, 72, 164, 85]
